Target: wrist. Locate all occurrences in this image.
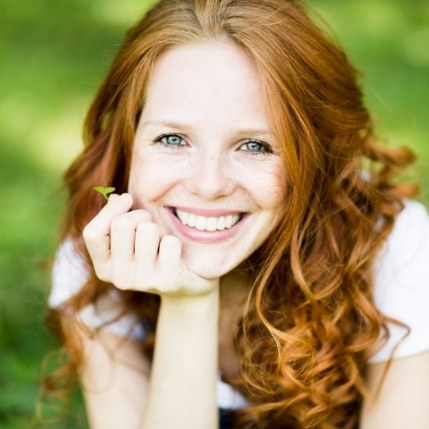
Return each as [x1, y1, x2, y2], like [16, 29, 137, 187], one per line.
[161, 279, 219, 304]
[161, 287, 219, 310]
[156, 284, 220, 327]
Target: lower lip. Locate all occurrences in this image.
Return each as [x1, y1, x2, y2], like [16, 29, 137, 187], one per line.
[166, 208, 247, 244]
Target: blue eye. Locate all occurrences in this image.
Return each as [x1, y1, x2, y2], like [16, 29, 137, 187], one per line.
[155, 133, 184, 147]
[241, 140, 272, 155]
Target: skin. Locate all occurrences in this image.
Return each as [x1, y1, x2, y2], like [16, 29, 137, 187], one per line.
[85, 40, 285, 295]
[81, 40, 429, 429]
[83, 40, 284, 428]
[128, 40, 284, 281]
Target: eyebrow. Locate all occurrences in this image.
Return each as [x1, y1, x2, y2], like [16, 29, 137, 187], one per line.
[139, 120, 274, 138]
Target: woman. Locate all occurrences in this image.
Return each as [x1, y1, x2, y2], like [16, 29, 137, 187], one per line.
[47, 0, 429, 427]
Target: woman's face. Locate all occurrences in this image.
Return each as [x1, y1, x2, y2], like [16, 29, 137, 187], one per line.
[128, 40, 285, 279]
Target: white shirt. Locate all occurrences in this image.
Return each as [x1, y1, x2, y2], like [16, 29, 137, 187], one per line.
[49, 199, 429, 409]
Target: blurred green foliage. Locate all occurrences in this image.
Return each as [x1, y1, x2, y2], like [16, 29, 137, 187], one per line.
[0, 0, 428, 427]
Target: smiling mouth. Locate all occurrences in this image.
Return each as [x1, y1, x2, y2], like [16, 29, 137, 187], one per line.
[173, 208, 243, 232]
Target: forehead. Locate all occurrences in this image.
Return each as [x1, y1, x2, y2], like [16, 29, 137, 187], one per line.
[140, 40, 270, 130]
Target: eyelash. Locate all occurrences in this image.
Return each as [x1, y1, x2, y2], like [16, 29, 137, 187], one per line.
[240, 139, 273, 155]
[153, 133, 273, 155]
[154, 133, 186, 149]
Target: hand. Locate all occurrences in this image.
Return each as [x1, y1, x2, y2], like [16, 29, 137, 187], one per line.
[83, 193, 219, 297]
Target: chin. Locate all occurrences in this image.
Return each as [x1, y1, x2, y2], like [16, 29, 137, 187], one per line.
[182, 252, 242, 280]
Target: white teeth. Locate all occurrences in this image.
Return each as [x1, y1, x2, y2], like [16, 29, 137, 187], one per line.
[187, 213, 197, 227]
[206, 217, 218, 232]
[175, 209, 240, 232]
[216, 217, 226, 230]
[180, 211, 190, 225]
[195, 216, 206, 231]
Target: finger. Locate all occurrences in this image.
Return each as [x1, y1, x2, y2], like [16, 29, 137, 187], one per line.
[122, 209, 153, 225]
[110, 210, 153, 289]
[158, 235, 182, 291]
[135, 222, 160, 285]
[110, 210, 153, 260]
[110, 217, 135, 267]
[83, 193, 133, 263]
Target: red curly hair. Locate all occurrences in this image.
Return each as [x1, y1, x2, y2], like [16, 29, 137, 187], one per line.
[45, 0, 418, 427]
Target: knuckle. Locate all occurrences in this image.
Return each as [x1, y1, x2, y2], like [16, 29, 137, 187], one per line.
[137, 221, 158, 233]
[144, 286, 158, 295]
[145, 275, 161, 292]
[113, 283, 126, 290]
[164, 283, 180, 294]
[94, 266, 111, 283]
[135, 272, 153, 289]
[139, 280, 159, 294]
[112, 277, 132, 290]
[134, 209, 153, 222]
[82, 224, 97, 242]
[135, 276, 158, 293]
[111, 216, 132, 231]
[111, 265, 136, 291]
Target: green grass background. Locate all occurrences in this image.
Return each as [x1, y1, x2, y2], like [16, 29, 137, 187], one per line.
[0, 0, 428, 427]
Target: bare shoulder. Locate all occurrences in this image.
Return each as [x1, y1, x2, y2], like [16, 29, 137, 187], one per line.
[360, 350, 429, 429]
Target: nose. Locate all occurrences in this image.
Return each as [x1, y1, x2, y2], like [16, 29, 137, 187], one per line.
[184, 149, 235, 199]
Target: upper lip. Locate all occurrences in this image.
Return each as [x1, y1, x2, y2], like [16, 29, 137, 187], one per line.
[169, 206, 244, 217]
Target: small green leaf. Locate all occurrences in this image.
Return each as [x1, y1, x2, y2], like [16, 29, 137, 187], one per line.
[93, 186, 116, 201]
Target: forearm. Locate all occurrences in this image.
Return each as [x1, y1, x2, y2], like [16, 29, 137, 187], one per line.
[141, 287, 219, 429]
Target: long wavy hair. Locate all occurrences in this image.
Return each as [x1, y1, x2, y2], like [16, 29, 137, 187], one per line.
[45, 0, 418, 427]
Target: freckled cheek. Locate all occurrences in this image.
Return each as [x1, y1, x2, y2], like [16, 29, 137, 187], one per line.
[128, 157, 183, 204]
[256, 178, 285, 208]
[235, 163, 286, 209]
